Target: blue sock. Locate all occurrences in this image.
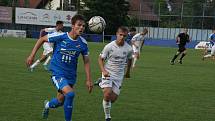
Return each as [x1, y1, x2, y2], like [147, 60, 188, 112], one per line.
[49, 98, 63, 108]
[64, 92, 75, 121]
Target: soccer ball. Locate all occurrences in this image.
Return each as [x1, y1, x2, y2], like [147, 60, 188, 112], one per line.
[88, 16, 106, 33]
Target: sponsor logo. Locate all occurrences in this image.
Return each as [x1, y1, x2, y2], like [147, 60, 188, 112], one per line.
[17, 12, 37, 21]
[66, 15, 71, 21]
[40, 13, 51, 22]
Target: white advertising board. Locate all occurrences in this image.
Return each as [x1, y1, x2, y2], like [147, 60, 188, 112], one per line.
[16, 7, 77, 27]
[0, 29, 26, 38]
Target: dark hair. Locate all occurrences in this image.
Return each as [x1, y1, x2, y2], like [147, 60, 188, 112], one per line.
[56, 21, 63, 25]
[117, 26, 128, 33]
[71, 14, 85, 25]
[129, 27, 136, 32]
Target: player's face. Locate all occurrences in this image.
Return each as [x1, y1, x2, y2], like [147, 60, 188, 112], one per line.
[116, 30, 128, 43]
[72, 20, 85, 35]
[184, 29, 188, 33]
[130, 31, 136, 36]
[57, 24, 64, 30]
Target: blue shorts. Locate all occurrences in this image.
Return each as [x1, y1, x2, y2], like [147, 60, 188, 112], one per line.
[51, 76, 75, 92]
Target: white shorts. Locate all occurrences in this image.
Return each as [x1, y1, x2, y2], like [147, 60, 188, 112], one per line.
[132, 41, 143, 53]
[99, 76, 122, 95]
[211, 45, 215, 55]
[43, 42, 53, 55]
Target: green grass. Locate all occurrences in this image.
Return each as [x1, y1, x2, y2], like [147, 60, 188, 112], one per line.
[0, 37, 215, 121]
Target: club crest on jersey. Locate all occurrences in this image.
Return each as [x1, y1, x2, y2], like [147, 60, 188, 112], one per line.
[76, 45, 81, 48]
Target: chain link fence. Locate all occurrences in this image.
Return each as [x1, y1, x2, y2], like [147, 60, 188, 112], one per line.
[128, 1, 215, 41]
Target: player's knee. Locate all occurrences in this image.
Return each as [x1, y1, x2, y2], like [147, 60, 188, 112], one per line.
[111, 96, 118, 103]
[57, 96, 65, 104]
[104, 92, 112, 100]
[65, 91, 75, 99]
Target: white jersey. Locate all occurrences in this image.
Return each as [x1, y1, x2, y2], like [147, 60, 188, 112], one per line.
[44, 28, 61, 33]
[131, 33, 146, 53]
[100, 41, 133, 80]
[132, 33, 145, 42]
[43, 28, 62, 55]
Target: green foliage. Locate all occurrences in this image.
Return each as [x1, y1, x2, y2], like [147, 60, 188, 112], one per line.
[81, 0, 129, 34]
[1, 0, 13, 6]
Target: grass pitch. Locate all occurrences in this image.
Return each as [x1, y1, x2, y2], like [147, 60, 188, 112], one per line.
[0, 37, 215, 121]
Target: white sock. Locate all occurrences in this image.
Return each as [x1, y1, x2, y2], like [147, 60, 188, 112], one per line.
[43, 56, 51, 66]
[30, 59, 40, 68]
[204, 54, 212, 58]
[132, 57, 137, 68]
[45, 101, 49, 109]
[103, 99, 111, 119]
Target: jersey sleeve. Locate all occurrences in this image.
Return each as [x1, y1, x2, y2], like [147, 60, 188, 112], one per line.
[209, 34, 213, 40]
[100, 44, 110, 59]
[131, 34, 138, 42]
[81, 44, 89, 56]
[45, 28, 56, 32]
[48, 32, 64, 43]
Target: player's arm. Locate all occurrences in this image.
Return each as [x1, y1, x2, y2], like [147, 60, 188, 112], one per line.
[98, 45, 110, 77]
[125, 58, 132, 78]
[176, 34, 180, 44]
[125, 50, 133, 78]
[98, 56, 109, 77]
[83, 55, 93, 93]
[26, 35, 48, 66]
[39, 29, 46, 38]
[131, 34, 138, 47]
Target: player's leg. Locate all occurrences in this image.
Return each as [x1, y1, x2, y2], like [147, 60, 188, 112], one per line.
[61, 85, 75, 121]
[132, 42, 140, 68]
[43, 92, 64, 119]
[178, 48, 187, 64]
[42, 43, 53, 70]
[43, 52, 52, 70]
[170, 46, 182, 64]
[43, 49, 53, 70]
[99, 77, 113, 121]
[50, 76, 76, 121]
[210, 45, 215, 60]
[103, 83, 120, 121]
[132, 52, 139, 68]
[42, 76, 67, 119]
[140, 40, 145, 52]
[29, 51, 48, 71]
[46, 92, 64, 108]
[103, 87, 113, 121]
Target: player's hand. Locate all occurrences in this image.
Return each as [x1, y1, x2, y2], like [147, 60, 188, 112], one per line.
[102, 70, 110, 77]
[86, 79, 93, 93]
[26, 56, 34, 67]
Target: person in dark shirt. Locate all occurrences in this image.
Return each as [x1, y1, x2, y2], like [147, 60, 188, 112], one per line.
[126, 27, 136, 45]
[170, 28, 191, 65]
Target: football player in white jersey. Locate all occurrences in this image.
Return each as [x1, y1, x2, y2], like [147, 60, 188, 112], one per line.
[98, 26, 133, 121]
[131, 28, 148, 68]
[202, 29, 215, 60]
[29, 21, 64, 71]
